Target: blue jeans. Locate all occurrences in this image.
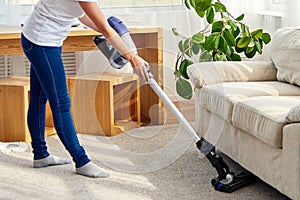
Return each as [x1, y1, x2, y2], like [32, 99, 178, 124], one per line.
[21, 33, 90, 168]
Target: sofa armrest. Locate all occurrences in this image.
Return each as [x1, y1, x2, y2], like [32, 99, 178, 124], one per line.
[187, 61, 277, 89]
[282, 123, 300, 200]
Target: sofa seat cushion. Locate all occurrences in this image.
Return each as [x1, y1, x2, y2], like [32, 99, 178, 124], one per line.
[232, 96, 300, 148]
[200, 81, 300, 122]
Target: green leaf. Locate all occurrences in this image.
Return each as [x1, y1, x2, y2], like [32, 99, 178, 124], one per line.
[241, 24, 246, 33]
[218, 36, 225, 51]
[213, 2, 226, 12]
[262, 32, 271, 44]
[245, 47, 257, 58]
[183, 39, 192, 57]
[194, 0, 212, 11]
[228, 46, 234, 56]
[206, 7, 214, 24]
[212, 21, 224, 33]
[176, 78, 193, 99]
[190, 0, 196, 8]
[251, 29, 263, 39]
[226, 44, 232, 56]
[228, 20, 240, 38]
[179, 59, 193, 79]
[187, 50, 193, 57]
[241, 24, 249, 37]
[235, 13, 244, 21]
[178, 40, 184, 52]
[246, 46, 255, 53]
[196, 9, 205, 18]
[192, 32, 205, 43]
[223, 29, 236, 46]
[205, 33, 220, 50]
[228, 20, 238, 31]
[214, 53, 227, 61]
[248, 39, 255, 48]
[183, 39, 190, 48]
[232, 26, 241, 38]
[237, 36, 251, 48]
[199, 50, 212, 62]
[218, 36, 229, 55]
[172, 27, 179, 36]
[235, 37, 244, 53]
[184, 0, 191, 9]
[258, 38, 264, 50]
[191, 43, 201, 54]
[255, 39, 262, 54]
[231, 53, 242, 61]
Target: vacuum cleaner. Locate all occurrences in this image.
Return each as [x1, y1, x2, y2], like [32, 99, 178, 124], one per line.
[93, 16, 257, 193]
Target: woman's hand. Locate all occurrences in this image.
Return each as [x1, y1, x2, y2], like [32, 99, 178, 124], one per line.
[129, 54, 149, 83]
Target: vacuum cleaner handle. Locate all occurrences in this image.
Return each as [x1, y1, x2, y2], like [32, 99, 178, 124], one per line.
[94, 16, 137, 69]
[146, 70, 200, 142]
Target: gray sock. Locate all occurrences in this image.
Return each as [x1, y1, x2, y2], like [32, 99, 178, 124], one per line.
[33, 155, 71, 168]
[76, 161, 109, 178]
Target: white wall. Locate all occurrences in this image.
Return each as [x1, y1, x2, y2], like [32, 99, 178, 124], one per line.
[0, 3, 33, 26]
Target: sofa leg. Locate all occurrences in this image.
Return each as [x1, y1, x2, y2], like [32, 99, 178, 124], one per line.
[196, 138, 257, 193]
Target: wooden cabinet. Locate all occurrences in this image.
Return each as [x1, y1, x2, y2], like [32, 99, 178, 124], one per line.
[0, 76, 55, 142]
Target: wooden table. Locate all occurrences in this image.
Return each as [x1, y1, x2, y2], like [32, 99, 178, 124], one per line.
[0, 26, 164, 139]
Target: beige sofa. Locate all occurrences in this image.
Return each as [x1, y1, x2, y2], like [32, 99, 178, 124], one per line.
[187, 27, 300, 199]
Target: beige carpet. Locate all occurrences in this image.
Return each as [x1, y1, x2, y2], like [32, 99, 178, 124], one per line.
[0, 124, 290, 200]
[0, 142, 28, 154]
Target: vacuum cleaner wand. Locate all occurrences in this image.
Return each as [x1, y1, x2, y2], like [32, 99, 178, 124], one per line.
[94, 16, 256, 193]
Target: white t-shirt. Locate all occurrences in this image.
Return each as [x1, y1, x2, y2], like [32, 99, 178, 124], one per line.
[22, 0, 96, 46]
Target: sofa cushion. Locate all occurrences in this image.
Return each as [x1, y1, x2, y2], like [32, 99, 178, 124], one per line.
[285, 103, 300, 123]
[270, 28, 300, 86]
[200, 81, 300, 122]
[232, 96, 300, 148]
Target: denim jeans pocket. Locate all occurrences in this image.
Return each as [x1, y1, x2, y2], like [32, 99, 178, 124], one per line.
[21, 34, 33, 52]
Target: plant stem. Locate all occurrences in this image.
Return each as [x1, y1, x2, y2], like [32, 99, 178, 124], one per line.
[200, 24, 210, 34]
[216, 0, 224, 18]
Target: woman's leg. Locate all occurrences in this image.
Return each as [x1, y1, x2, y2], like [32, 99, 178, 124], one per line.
[21, 34, 88, 166]
[28, 66, 71, 168]
[22, 34, 108, 177]
[27, 64, 49, 159]
[26, 48, 89, 167]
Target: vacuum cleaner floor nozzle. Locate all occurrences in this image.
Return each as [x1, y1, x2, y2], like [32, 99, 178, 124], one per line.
[212, 171, 257, 193]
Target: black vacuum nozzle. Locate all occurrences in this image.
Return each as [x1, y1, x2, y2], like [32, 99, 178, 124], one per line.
[211, 171, 257, 193]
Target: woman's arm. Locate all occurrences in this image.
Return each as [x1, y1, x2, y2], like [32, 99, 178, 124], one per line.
[78, 14, 99, 32]
[78, 2, 149, 82]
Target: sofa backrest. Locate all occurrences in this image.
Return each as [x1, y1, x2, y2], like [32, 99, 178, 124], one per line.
[270, 27, 300, 86]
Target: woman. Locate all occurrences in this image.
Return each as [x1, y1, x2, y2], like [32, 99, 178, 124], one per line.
[21, 0, 149, 178]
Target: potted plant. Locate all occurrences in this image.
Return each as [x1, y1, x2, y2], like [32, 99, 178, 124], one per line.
[172, 0, 271, 99]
